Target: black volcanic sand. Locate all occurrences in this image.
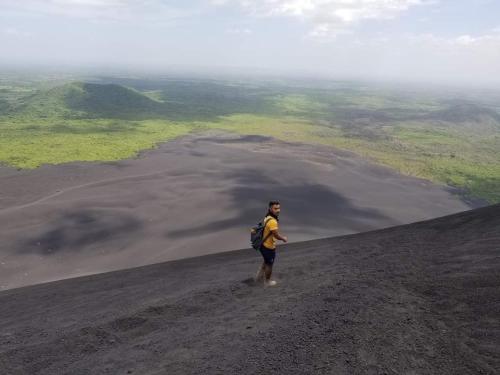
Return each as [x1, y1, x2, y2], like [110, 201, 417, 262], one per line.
[0, 131, 487, 290]
[0, 204, 499, 374]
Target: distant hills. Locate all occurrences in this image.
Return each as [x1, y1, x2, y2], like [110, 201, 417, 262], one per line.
[3, 81, 500, 127]
[424, 102, 500, 125]
[12, 82, 165, 120]
[3, 80, 275, 121]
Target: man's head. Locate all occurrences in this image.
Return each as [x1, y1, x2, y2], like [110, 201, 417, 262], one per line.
[268, 201, 281, 217]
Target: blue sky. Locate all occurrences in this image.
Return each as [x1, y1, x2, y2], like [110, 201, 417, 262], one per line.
[1, 0, 499, 86]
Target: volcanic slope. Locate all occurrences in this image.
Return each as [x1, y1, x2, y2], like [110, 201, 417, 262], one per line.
[0, 203, 499, 375]
[12, 81, 164, 119]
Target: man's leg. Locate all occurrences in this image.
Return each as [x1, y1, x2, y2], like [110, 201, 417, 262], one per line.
[255, 262, 266, 282]
[259, 247, 277, 286]
[264, 263, 273, 281]
[263, 263, 277, 286]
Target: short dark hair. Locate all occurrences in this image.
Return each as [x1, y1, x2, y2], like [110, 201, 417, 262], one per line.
[269, 200, 280, 208]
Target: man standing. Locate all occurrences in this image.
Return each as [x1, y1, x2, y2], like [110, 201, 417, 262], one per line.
[256, 201, 288, 286]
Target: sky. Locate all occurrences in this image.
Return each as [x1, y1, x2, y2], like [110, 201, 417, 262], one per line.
[1, 0, 500, 86]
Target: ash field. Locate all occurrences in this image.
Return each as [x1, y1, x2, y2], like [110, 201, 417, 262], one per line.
[0, 131, 485, 290]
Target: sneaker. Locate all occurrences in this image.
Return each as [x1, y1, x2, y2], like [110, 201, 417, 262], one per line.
[265, 280, 277, 287]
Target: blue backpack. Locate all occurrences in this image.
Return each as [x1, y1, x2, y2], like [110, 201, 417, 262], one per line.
[250, 217, 273, 250]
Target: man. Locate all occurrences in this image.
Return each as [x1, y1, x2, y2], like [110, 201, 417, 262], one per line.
[255, 201, 288, 286]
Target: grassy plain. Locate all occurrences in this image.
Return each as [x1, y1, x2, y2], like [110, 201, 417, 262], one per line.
[0, 118, 198, 168]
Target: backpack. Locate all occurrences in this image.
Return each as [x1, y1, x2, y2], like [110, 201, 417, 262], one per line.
[250, 217, 273, 250]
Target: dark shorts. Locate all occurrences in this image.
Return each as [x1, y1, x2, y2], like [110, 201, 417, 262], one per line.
[259, 245, 276, 265]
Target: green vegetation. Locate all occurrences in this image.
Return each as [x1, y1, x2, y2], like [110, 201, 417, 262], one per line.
[0, 74, 499, 203]
[12, 82, 165, 120]
[0, 118, 197, 168]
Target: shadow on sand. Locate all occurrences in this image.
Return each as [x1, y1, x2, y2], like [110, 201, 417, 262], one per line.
[166, 168, 397, 240]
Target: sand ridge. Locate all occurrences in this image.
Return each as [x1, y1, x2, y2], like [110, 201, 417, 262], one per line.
[0, 203, 498, 374]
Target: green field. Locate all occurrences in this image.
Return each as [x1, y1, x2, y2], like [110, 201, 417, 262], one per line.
[1, 74, 499, 203]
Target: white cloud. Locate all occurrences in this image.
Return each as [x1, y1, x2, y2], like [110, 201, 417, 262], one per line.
[226, 27, 252, 34]
[455, 35, 476, 45]
[0, 0, 195, 22]
[342, 32, 500, 85]
[215, 0, 435, 37]
[406, 32, 500, 47]
[51, 0, 126, 6]
[2, 28, 33, 38]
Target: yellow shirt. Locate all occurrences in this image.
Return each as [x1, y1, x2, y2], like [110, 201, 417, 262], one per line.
[262, 215, 278, 250]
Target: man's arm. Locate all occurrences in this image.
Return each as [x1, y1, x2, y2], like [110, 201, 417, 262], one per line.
[271, 229, 288, 243]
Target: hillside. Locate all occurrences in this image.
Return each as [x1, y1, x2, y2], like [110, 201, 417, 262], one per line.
[417, 101, 500, 133]
[0, 203, 498, 374]
[423, 102, 500, 126]
[13, 81, 165, 119]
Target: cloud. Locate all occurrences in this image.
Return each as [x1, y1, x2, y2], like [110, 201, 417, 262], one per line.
[0, 0, 196, 23]
[2, 28, 33, 38]
[214, 0, 435, 37]
[340, 32, 500, 85]
[455, 35, 477, 45]
[226, 27, 252, 35]
[406, 32, 500, 47]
